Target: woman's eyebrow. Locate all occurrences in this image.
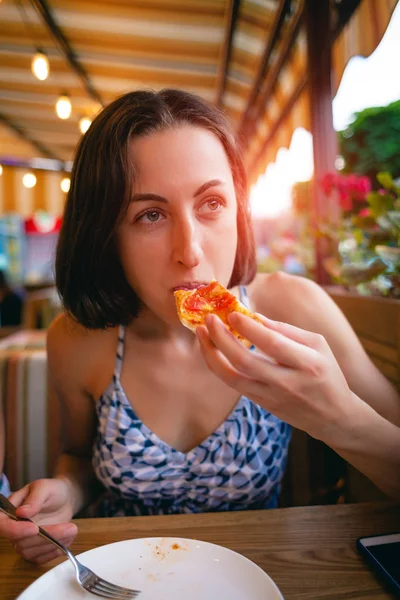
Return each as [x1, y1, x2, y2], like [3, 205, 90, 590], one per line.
[130, 192, 168, 203]
[130, 179, 226, 204]
[194, 179, 225, 197]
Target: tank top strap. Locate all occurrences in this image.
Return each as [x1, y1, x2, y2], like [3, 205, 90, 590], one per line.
[239, 286, 256, 351]
[114, 325, 126, 380]
[239, 285, 251, 309]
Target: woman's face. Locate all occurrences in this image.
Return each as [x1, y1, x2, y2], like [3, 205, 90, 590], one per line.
[117, 125, 238, 326]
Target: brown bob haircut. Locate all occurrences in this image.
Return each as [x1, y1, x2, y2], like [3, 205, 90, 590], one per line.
[56, 89, 256, 329]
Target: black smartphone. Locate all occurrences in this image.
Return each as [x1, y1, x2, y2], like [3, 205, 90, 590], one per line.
[357, 532, 400, 597]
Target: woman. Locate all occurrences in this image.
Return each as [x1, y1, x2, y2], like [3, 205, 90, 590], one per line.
[1, 89, 399, 565]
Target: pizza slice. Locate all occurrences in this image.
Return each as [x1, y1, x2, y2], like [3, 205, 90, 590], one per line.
[174, 280, 261, 347]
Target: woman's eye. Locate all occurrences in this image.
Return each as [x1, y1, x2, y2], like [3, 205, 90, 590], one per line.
[200, 198, 223, 213]
[146, 211, 161, 222]
[208, 199, 221, 211]
[137, 210, 163, 223]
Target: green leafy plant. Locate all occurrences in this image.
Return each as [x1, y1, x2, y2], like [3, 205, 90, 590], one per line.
[339, 100, 400, 181]
[321, 171, 400, 296]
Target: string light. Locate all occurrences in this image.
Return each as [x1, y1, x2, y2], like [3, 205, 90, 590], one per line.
[56, 93, 72, 119]
[31, 49, 49, 81]
[17, 1, 50, 83]
[79, 116, 92, 134]
[60, 177, 70, 193]
[23, 173, 37, 188]
[0, 164, 3, 176]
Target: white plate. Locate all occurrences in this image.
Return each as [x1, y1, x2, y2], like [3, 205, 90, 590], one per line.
[17, 537, 284, 600]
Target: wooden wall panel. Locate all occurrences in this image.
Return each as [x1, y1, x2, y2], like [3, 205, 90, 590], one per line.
[0, 166, 67, 217]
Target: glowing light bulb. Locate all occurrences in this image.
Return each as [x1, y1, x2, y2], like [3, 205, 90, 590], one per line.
[335, 155, 345, 170]
[60, 177, 70, 193]
[32, 50, 49, 81]
[79, 116, 91, 134]
[56, 94, 72, 119]
[23, 173, 37, 188]
[0, 164, 3, 176]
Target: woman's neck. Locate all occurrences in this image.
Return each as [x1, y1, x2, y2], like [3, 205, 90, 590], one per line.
[127, 305, 198, 348]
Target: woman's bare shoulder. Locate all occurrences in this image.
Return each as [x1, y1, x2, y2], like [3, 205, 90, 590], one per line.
[248, 271, 327, 324]
[47, 312, 119, 397]
[47, 312, 117, 352]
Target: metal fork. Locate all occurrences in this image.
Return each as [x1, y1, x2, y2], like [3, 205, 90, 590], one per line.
[0, 493, 141, 598]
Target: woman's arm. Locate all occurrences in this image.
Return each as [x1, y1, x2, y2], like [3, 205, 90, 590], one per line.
[330, 395, 400, 499]
[46, 314, 103, 516]
[0, 314, 114, 565]
[197, 311, 400, 499]
[250, 273, 400, 426]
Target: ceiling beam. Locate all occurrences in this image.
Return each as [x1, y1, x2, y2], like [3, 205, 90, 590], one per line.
[240, 0, 304, 148]
[0, 112, 62, 162]
[247, 73, 307, 179]
[29, 0, 104, 106]
[238, 0, 292, 136]
[334, 0, 363, 35]
[247, 0, 363, 181]
[216, 0, 241, 107]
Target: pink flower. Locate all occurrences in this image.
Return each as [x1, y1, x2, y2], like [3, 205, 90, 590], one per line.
[358, 208, 371, 217]
[358, 176, 371, 196]
[320, 171, 371, 211]
[320, 172, 338, 196]
[351, 175, 371, 201]
[338, 188, 352, 211]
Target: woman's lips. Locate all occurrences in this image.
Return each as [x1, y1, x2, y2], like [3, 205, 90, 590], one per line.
[172, 282, 209, 292]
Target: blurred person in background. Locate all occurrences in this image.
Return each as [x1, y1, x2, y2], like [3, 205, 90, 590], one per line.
[0, 270, 23, 327]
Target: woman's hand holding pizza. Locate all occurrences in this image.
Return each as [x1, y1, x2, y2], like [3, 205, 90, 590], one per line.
[196, 312, 362, 446]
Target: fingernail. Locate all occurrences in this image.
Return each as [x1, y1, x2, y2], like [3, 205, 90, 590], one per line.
[204, 314, 213, 326]
[196, 326, 205, 339]
[66, 524, 77, 535]
[255, 312, 273, 323]
[206, 314, 221, 328]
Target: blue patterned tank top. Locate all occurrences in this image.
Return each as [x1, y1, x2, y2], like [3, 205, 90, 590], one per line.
[92, 287, 291, 517]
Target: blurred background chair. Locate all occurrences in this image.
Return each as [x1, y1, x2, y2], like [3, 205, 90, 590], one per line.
[22, 287, 63, 330]
[0, 330, 61, 491]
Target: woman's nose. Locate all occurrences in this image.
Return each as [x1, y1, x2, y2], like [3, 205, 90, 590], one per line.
[171, 219, 203, 268]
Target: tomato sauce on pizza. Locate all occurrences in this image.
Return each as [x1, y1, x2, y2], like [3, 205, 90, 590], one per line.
[174, 280, 260, 347]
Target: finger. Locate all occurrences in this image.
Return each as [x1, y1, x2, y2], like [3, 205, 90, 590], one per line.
[16, 523, 77, 551]
[208, 312, 309, 371]
[14, 483, 52, 519]
[252, 313, 325, 349]
[197, 325, 265, 395]
[204, 314, 283, 377]
[16, 532, 76, 561]
[24, 546, 64, 565]
[227, 312, 317, 369]
[197, 325, 286, 415]
[0, 513, 39, 541]
[35, 548, 65, 565]
[16, 534, 74, 555]
[8, 486, 32, 509]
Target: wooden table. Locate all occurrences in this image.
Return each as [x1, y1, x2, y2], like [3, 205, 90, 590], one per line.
[1, 502, 399, 599]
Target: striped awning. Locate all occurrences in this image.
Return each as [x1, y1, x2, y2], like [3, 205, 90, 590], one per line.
[0, 0, 282, 164]
[246, 0, 399, 183]
[0, 0, 398, 214]
[245, 27, 310, 183]
[333, 0, 399, 93]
